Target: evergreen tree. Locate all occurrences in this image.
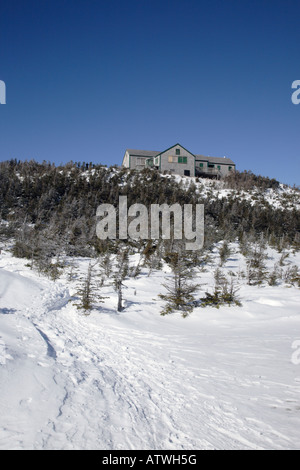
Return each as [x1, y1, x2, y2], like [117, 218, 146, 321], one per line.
[74, 262, 106, 314]
[219, 240, 231, 266]
[112, 247, 129, 312]
[159, 247, 199, 317]
[200, 269, 242, 308]
[246, 242, 267, 285]
[99, 252, 113, 281]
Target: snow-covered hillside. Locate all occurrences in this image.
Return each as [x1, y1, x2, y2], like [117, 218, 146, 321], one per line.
[162, 174, 300, 212]
[1, 246, 300, 450]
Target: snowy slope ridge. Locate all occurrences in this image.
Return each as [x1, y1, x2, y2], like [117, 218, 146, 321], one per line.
[161, 174, 300, 211]
[106, 168, 300, 212]
[0, 248, 300, 450]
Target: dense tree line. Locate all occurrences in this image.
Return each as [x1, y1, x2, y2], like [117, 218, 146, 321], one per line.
[0, 160, 299, 260]
[223, 169, 281, 191]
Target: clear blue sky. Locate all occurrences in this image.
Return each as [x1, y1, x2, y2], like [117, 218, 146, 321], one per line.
[0, 0, 299, 185]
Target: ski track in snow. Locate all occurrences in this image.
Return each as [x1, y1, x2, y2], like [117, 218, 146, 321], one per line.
[0, 252, 300, 450]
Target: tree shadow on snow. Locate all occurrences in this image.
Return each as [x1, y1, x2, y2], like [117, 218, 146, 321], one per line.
[0, 308, 17, 315]
[123, 299, 154, 310]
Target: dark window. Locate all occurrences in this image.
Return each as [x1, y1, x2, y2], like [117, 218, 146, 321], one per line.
[208, 163, 215, 168]
[217, 165, 221, 170]
[176, 148, 180, 155]
[184, 170, 190, 176]
[228, 166, 232, 171]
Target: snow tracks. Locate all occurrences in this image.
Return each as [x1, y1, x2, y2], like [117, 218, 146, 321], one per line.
[1, 264, 300, 450]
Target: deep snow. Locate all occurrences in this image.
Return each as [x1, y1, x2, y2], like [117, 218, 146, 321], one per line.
[0, 247, 300, 450]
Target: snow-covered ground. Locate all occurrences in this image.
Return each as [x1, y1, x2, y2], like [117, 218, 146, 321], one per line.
[0, 247, 300, 450]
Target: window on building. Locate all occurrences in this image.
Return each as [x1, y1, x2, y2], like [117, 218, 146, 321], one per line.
[184, 170, 190, 176]
[176, 148, 180, 155]
[198, 163, 204, 168]
[228, 166, 232, 171]
[217, 165, 221, 171]
[178, 156, 187, 164]
[208, 163, 215, 168]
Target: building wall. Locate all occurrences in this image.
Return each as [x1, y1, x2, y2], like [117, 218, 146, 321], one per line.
[159, 145, 195, 177]
[219, 163, 235, 177]
[122, 151, 130, 168]
[195, 160, 235, 177]
[129, 155, 149, 170]
[122, 153, 149, 170]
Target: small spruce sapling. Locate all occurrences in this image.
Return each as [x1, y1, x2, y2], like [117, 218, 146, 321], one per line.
[159, 248, 199, 317]
[113, 247, 129, 312]
[73, 261, 106, 315]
